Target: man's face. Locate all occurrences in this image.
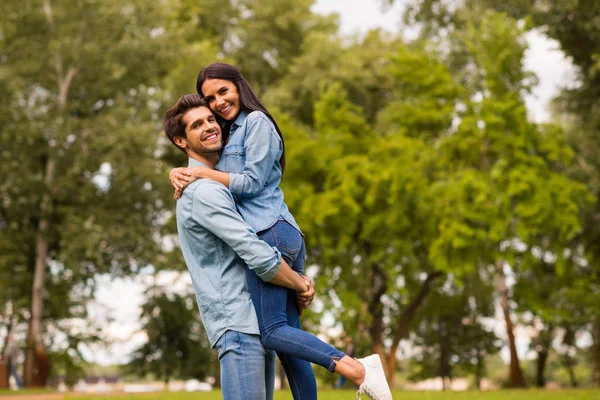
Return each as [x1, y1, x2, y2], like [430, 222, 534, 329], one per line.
[178, 106, 222, 156]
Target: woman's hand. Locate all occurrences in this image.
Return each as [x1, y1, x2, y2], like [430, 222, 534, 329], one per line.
[169, 167, 196, 199]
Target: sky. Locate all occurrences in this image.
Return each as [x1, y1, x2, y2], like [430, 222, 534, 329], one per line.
[83, 0, 577, 366]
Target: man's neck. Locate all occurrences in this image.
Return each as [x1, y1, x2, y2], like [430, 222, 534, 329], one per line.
[187, 152, 220, 169]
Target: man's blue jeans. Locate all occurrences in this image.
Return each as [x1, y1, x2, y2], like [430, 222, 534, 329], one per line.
[248, 220, 346, 400]
[215, 330, 276, 400]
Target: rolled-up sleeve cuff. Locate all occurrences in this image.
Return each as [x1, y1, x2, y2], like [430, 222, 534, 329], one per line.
[229, 173, 244, 195]
[254, 247, 282, 282]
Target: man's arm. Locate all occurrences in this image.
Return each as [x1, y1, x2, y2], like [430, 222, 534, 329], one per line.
[192, 182, 307, 292]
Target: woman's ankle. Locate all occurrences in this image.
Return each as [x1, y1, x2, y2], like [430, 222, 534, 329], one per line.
[334, 355, 365, 386]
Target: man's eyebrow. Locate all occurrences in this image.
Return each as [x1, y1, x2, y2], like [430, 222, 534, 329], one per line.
[188, 114, 214, 128]
[188, 118, 205, 128]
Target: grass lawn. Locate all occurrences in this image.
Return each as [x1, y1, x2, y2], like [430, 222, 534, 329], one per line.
[0, 388, 58, 396]
[62, 389, 600, 400]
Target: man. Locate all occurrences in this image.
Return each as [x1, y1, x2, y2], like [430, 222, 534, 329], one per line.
[163, 94, 313, 400]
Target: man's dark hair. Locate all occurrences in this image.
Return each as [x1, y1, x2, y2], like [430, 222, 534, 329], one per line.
[163, 94, 209, 154]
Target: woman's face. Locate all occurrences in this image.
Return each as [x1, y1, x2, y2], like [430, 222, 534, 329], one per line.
[201, 79, 240, 121]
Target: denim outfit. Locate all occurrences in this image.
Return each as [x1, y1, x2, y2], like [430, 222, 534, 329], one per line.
[217, 111, 346, 399]
[176, 158, 282, 399]
[217, 111, 301, 233]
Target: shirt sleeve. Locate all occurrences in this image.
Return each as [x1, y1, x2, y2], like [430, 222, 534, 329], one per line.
[228, 112, 281, 197]
[191, 182, 282, 281]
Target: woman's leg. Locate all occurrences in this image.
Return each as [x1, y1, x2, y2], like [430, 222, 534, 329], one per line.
[248, 221, 378, 392]
[248, 222, 345, 366]
[276, 239, 317, 398]
[248, 221, 391, 400]
[247, 222, 320, 399]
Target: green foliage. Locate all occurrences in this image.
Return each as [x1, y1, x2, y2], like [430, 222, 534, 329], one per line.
[1, 0, 598, 387]
[125, 287, 213, 384]
[409, 275, 501, 383]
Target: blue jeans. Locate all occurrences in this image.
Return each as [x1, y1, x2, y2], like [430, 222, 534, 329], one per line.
[248, 220, 346, 400]
[215, 330, 276, 400]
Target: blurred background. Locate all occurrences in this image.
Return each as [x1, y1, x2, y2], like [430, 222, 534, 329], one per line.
[0, 0, 599, 394]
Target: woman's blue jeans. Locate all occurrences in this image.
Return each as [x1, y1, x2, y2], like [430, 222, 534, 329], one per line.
[248, 220, 346, 400]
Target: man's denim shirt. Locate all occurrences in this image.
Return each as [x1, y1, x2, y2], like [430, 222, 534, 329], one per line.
[176, 158, 282, 347]
[216, 111, 302, 234]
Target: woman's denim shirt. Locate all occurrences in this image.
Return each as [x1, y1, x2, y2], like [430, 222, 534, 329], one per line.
[216, 111, 301, 234]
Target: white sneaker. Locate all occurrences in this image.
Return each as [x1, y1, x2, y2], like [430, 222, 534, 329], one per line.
[355, 354, 393, 400]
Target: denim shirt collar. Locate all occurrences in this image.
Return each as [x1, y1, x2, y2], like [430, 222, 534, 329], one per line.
[231, 111, 248, 132]
[188, 157, 210, 169]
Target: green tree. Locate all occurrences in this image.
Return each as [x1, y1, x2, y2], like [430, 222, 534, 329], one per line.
[282, 75, 448, 385]
[399, 0, 600, 386]
[125, 286, 213, 384]
[427, 11, 590, 387]
[0, 0, 177, 386]
[266, 30, 403, 126]
[409, 277, 500, 390]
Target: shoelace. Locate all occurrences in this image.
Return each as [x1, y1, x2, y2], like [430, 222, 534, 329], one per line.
[356, 386, 378, 400]
[356, 388, 363, 400]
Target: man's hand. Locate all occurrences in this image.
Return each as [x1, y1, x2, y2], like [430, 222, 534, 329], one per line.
[296, 276, 315, 316]
[170, 167, 196, 199]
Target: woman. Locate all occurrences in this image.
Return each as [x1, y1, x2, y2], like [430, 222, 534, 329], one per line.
[170, 63, 392, 400]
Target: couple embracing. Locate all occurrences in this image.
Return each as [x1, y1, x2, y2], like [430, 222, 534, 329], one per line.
[164, 63, 393, 400]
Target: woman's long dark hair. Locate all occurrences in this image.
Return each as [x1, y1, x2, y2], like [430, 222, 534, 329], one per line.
[196, 63, 286, 172]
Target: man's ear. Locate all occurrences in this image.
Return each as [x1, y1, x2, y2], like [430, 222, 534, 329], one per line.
[173, 136, 188, 150]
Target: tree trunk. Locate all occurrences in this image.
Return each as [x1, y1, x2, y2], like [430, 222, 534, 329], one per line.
[475, 349, 483, 390]
[24, 0, 79, 387]
[563, 354, 578, 387]
[383, 271, 443, 386]
[593, 320, 600, 387]
[535, 347, 548, 388]
[534, 322, 552, 388]
[24, 158, 54, 387]
[368, 262, 388, 367]
[496, 260, 527, 388]
[439, 317, 451, 391]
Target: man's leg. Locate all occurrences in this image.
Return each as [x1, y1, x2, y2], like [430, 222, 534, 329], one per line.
[215, 330, 267, 400]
